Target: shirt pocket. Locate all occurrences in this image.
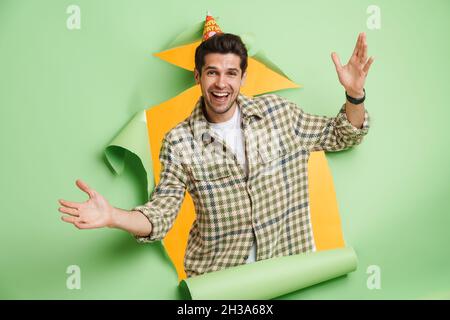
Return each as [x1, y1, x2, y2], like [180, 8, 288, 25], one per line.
[258, 134, 297, 163]
[257, 133, 307, 175]
[189, 163, 231, 181]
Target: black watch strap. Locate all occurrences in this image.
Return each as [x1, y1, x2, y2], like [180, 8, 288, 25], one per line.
[346, 88, 366, 105]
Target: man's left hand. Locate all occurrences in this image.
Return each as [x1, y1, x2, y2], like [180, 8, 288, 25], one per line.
[331, 32, 374, 98]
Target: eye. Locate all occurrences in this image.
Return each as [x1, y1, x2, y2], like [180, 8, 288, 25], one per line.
[207, 70, 216, 75]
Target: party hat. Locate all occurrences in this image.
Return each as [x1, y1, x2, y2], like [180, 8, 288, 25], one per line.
[202, 11, 223, 41]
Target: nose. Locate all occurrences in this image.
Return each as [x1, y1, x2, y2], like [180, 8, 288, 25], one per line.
[215, 74, 226, 89]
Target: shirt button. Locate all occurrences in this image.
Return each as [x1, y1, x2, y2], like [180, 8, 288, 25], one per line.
[202, 132, 212, 142]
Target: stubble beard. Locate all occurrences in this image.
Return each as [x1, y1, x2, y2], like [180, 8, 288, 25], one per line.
[204, 95, 237, 116]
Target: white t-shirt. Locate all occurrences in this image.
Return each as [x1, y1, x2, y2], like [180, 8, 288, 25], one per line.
[208, 105, 257, 264]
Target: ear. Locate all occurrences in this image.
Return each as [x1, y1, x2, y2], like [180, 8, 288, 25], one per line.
[194, 69, 200, 84]
[241, 71, 247, 87]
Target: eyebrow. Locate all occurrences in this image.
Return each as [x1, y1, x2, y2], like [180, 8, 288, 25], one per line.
[204, 66, 240, 72]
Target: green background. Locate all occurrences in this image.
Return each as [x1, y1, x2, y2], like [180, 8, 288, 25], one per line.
[1, 0, 449, 299]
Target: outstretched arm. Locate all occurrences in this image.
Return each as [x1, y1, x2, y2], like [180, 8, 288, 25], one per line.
[59, 136, 188, 242]
[59, 179, 152, 237]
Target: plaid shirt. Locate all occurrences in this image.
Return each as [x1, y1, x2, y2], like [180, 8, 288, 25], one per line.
[133, 93, 370, 277]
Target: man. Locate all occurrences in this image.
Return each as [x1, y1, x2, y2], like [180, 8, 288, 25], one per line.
[59, 32, 373, 277]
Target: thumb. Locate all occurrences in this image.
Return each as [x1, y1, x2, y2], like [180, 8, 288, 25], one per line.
[331, 52, 342, 72]
[76, 179, 95, 198]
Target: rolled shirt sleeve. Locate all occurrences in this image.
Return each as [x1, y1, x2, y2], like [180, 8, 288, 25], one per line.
[132, 136, 188, 243]
[290, 102, 370, 152]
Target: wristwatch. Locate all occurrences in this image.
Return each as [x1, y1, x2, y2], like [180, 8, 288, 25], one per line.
[346, 88, 366, 105]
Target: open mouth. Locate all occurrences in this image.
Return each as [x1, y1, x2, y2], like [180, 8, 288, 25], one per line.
[210, 91, 230, 103]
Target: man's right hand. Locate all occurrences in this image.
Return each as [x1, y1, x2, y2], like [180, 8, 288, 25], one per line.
[59, 179, 114, 229]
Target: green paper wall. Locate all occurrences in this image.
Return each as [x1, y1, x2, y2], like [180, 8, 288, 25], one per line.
[1, 0, 449, 299]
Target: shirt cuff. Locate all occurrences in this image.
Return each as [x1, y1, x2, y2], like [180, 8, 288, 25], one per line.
[132, 205, 164, 243]
[336, 104, 370, 138]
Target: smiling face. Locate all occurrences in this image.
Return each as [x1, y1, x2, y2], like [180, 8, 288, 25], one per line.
[194, 53, 247, 123]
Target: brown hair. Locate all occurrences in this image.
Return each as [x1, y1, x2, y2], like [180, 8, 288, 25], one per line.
[195, 33, 248, 77]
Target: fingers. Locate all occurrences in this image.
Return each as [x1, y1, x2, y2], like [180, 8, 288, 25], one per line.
[59, 206, 79, 216]
[61, 215, 79, 224]
[363, 56, 375, 74]
[357, 32, 364, 59]
[74, 222, 102, 230]
[75, 179, 95, 198]
[61, 215, 98, 229]
[351, 33, 362, 60]
[331, 52, 343, 72]
[58, 199, 81, 210]
[360, 32, 368, 63]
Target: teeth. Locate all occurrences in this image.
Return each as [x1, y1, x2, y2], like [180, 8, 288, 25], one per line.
[212, 92, 229, 97]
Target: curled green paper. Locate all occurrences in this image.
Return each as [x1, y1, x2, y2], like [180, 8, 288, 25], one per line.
[180, 247, 358, 300]
[105, 110, 155, 196]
